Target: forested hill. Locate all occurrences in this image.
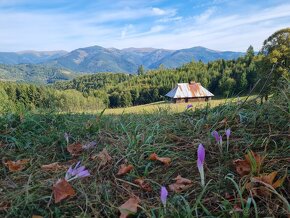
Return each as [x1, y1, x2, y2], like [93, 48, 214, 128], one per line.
[0, 46, 244, 78]
[54, 46, 257, 107]
[0, 50, 67, 64]
[0, 64, 77, 84]
[49, 46, 244, 73]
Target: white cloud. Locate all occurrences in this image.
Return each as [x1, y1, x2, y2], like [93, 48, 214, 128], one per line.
[0, 1, 289, 52]
[121, 24, 134, 38]
[149, 25, 166, 33]
[157, 16, 182, 23]
[194, 7, 216, 23]
[152, 7, 166, 15]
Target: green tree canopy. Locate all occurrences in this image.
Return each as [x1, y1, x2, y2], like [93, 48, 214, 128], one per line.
[256, 28, 290, 99]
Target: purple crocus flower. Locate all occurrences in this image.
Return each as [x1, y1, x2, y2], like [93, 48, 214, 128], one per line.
[226, 128, 231, 152]
[160, 186, 168, 207]
[186, 104, 193, 109]
[226, 129, 231, 138]
[65, 161, 90, 181]
[197, 144, 205, 169]
[197, 144, 205, 187]
[211, 130, 220, 143]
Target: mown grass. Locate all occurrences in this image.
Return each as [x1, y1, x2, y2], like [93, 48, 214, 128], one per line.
[0, 91, 289, 217]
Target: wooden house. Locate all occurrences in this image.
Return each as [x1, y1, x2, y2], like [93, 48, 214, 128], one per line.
[165, 82, 214, 103]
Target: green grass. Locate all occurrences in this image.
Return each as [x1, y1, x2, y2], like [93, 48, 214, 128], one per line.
[0, 92, 289, 217]
[78, 96, 254, 115]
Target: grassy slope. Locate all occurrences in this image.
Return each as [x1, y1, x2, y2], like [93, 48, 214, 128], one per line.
[0, 92, 289, 217]
[103, 97, 245, 115]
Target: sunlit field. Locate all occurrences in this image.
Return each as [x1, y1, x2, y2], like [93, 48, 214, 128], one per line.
[98, 96, 253, 115]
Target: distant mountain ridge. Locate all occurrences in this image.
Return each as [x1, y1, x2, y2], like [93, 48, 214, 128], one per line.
[0, 50, 68, 65]
[0, 46, 244, 73]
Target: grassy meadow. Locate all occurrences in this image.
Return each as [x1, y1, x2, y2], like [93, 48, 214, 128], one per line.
[92, 96, 251, 115]
[0, 89, 289, 217]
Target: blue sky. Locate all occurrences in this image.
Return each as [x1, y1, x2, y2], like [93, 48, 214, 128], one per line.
[0, 0, 289, 52]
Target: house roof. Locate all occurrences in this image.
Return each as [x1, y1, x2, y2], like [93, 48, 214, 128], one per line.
[165, 82, 214, 99]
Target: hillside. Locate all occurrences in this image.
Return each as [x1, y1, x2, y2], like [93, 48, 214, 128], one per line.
[0, 64, 77, 83]
[0, 50, 67, 64]
[50, 46, 244, 73]
[0, 46, 244, 78]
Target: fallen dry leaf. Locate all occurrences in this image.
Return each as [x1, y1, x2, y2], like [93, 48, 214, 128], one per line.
[117, 164, 134, 176]
[4, 159, 30, 172]
[247, 171, 287, 197]
[118, 197, 140, 218]
[233, 150, 263, 176]
[149, 153, 171, 165]
[233, 159, 251, 176]
[169, 175, 193, 193]
[41, 162, 67, 172]
[67, 142, 83, 156]
[134, 178, 152, 192]
[53, 179, 76, 203]
[95, 148, 112, 166]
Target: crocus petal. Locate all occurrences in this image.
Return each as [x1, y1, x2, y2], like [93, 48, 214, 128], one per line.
[77, 170, 90, 178]
[197, 159, 203, 169]
[186, 104, 193, 109]
[211, 130, 220, 142]
[75, 166, 86, 175]
[226, 129, 231, 138]
[160, 186, 168, 206]
[197, 144, 205, 164]
[65, 166, 73, 180]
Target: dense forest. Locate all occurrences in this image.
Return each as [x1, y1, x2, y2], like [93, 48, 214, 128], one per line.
[0, 82, 104, 113]
[0, 28, 289, 112]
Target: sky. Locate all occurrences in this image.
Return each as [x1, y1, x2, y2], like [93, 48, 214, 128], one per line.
[0, 0, 289, 52]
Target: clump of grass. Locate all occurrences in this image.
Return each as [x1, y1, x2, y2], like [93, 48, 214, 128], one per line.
[0, 88, 289, 217]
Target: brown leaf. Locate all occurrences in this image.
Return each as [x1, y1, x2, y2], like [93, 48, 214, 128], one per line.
[95, 148, 112, 166]
[117, 164, 134, 176]
[247, 171, 287, 197]
[134, 178, 152, 192]
[169, 175, 193, 193]
[173, 175, 192, 184]
[32, 215, 43, 218]
[53, 179, 76, 203]
[118, 197, 140, 218]
[4, 159, 30, 172]
[67, 142, 83, 156]
[149, 153, 171, 165]
[272, 172, 287, 189]
[233, 159, 251, 176]
[41, 162, 67, 172]
[233, 150, 263, 176]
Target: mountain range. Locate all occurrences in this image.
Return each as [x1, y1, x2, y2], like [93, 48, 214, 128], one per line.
[0, 46, 244, 74]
